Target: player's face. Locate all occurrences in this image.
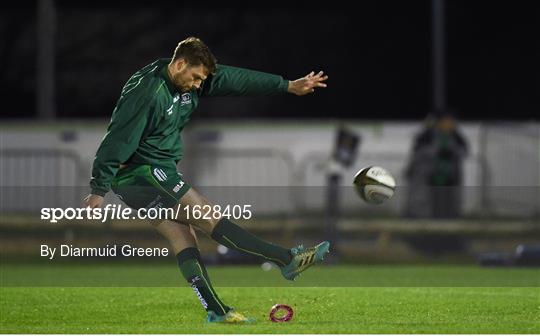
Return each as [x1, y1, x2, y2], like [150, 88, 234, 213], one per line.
[172, 61, 209, 93]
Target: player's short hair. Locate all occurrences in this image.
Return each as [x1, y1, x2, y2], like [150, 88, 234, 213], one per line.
[172, 37, 217, 74]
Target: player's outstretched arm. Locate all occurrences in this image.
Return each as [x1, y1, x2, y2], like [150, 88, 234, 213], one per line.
[200, 65, 328, 97]
[287, 71, 328, 96]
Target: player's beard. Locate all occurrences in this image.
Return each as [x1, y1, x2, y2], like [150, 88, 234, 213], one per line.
[172, 72, 190, 92]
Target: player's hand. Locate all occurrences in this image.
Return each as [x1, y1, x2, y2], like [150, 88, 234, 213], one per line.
[84, 194, 104, 209]
[288, 71, 328, 96]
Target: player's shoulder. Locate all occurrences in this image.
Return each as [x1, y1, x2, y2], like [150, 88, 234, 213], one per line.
[120, 59, 168, 99]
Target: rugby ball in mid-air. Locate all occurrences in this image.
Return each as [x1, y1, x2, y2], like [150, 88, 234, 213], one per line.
[353, 166, 396, 204]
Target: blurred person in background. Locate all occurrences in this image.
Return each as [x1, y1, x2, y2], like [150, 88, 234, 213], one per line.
[404, 109, 469, 253]
[430, 111, 468, 218]
[406, 109, 468, 217]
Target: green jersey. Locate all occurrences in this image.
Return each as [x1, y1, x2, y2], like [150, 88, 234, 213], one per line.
[90, 59, 289, 196]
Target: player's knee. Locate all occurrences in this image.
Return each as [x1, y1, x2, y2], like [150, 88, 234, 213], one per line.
[197, 217, 220, 234]
[171, 215, 218, 235]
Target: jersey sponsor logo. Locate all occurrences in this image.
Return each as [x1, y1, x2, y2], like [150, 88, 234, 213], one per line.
[180, 93, 192, 106]
[173, 181, 185, 193]
[153, 168, 167, 182]
[173, 94, 180, 103]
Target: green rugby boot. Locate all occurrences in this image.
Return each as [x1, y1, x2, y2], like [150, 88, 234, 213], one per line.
[280, 241, 330, 281]
[206, 310, 255, 323]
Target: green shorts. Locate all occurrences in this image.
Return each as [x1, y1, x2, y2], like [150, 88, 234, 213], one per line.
[111, 164, 191, 210]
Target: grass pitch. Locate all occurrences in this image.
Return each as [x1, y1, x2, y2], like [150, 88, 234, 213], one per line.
[1, 265, 539, 334]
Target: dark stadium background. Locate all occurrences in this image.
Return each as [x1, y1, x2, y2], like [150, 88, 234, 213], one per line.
[1, 0, 538, 120]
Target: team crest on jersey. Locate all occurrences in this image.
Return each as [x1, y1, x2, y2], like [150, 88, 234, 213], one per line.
[180, 93, 192, 106]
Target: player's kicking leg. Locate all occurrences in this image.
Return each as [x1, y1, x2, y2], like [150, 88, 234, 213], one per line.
[153, 219, 254, 323]
[173, 188, 331, 281]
